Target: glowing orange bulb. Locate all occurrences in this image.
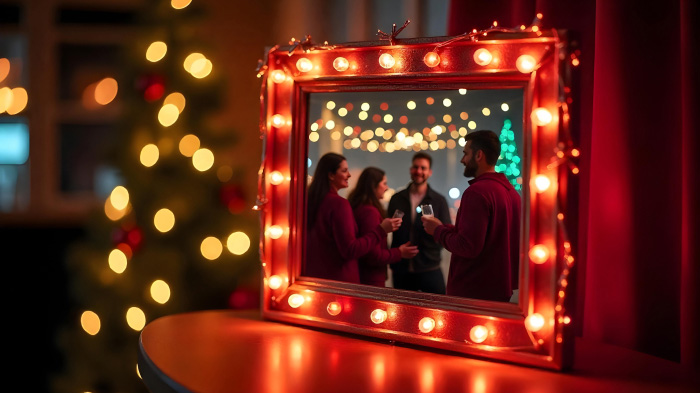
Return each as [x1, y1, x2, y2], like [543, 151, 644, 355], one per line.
[529, 244, 550, 264]
[469, 325, 488, 343]
[378, 53, 395, 69]
[271, 114, 285, 127]
[572, 167, 580, 174]
[370, 309, 387, 324]
[333, 57, 349, 72]
[270, 70, 286, 83]
[327, 302, 342, 316]
[563, 316, 571, 324]
[296, 58, 313, 72]
[572, 58, 580, 67]
[473, 48, 493, 66]
[288, 294, 305, 308]
[418, 317, 436, 333]
[525, 313, 545, 332]
[268, 225, 284, 239]
[269, 171, 284, 185]
[516, 54, 536, 73]
[534, 175, 551, 192]
[423, 51, 440, 67]
[532, 108, 553, 126]
[571, 148, 580, 157]
[268, 275, 282, 290]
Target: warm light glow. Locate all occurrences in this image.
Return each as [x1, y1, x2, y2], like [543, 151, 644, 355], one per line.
[150, 280, 171, 304]
[338, 108, 348, 117]
[532, 108, 553, 126]
[378, 53, 395, 69]
[473, 48, 493, 66]
[108, 249, 128, 273]
[383, 114, 393, 123]
[288, 294, 305, 308]
[154, 208, 175, 232]
[361, 102, 370, 111]
[529, 244, 550, 264]
[104, 198, 128, 221]
[192, 148, 214, 171]
[190, 58, 213, 78]
[270, 69, 286, 83]
[515, 54, 536, 73]
[126, 307, 146, 331]
[327, 302, 342, 316]
[171, 0, 192, 9]
[269, 171, 284, 185]
[81, 311, 101, 335]
[525, 313, 545, 332]
[271, 114, 285, 127]
[418, 317, 436, 333]
[0, 58, 9, 83]
[407, 101, 416, 110]
[564, 316, 571, 324]
[296, 58, 313, 72]
[267, 225, 284, 239]
[158, 104, 180, 127]
[370, 309, 388, 324]
[94, 78, 118, 105]
[325, 120, 336, 129]
[200, 236, 223, 260]
[571, 148, 580, 157]
[423, 51, 440, 67]
[309, 132, 319, 142]
[443, 98, 452, 107]
[184, 53, 205, 72]
[227, 232, 250, 255]
[501, 103, 509, 112]
[179, 134, 200, 157]
[534, 174, 551, 192]
[333, 57, 349, 71]
[140, 144, 159, 167]
[146, 41, 167, 62]
[469, 325, 488, 343]
[482, 108, 491, 116]
[6, 87, 28, 115]
[110, 186, 129, 210]
[0, 87, 12, 113]
[268, 275, 283, 290]
[164, 92, 186, 113]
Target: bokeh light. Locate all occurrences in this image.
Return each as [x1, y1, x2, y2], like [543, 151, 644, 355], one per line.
[163, 92, 186, 113]
[150, 280, 171, 304]
[192, 148, 214, 171]
[178, 134, 200, 157]
[146, 41, 167, 62]
[108, 249, 128, 274]
[110, 186, 129, 210]
[0, 58, 9, 83]
[171, 0, 192, 9]
[154, 208, 175, 232]
[190, 58, 212, 78]
[227, 232, 250, 255]
[94, 78, 118, 105]
[201, 236, 223, 260]
[126, 307, 146, 331]
[140, 144, 159, 167]
[158, 104, 179, 127]
[6, 87, 28, 115]
[81, 311, 101, 335]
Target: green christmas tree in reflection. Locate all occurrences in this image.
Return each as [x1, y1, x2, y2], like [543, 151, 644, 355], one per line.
[495, 118, 522, 192]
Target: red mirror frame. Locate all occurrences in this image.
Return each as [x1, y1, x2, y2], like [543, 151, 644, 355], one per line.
[256, 28, 576, 370]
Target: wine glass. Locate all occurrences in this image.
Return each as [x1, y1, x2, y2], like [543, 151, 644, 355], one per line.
[420, 204, 433, 217]
[392, 209, 405, 219]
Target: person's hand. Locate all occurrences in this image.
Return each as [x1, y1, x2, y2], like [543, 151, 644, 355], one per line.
[421, 215, 442, 235]
[398, 241, 419, 259]
[380, 217, 402, 233]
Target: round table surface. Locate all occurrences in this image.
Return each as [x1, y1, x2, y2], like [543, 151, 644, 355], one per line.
[138, 310, 696, 393]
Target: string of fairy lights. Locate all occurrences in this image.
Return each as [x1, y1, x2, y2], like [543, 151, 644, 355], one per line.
[0, 58, 28, 115]
[78, 0, 251, 367]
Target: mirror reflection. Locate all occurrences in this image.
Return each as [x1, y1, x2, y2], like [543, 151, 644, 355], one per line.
[302, 88, 524, 303]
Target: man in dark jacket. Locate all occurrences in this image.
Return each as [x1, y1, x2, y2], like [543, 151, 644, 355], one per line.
[388, 152, 451, 294]
[422, 130, 521, 302]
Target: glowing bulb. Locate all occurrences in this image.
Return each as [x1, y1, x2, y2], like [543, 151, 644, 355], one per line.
[473, 48, 493, 66]
[269, 171, 284, 185]
[190, 58, 212, 78]
[370, 309, 387, 324]
[200, 237, 223, 260]
[154, 208, 175, 232]
[423, 51, 440, 67]
[192, 148, 214, 171]
[534, 174, 551, 192]
[333, 57, 349, 71]
[150, 280, 171, 304]
[269, 275, 282, 290]
[158, 104, 180, 127]
[110, 186, 129, 210]
[81, 311, 101, 335]
[571, 148, 580, 157]
[270, 70, 286, 83]
[418, 317, 436, 333]
[327, 302, 342, 316]
[288, 294, 305, 308]
[501, 103, 509, 111]
[407, 101, 416, 110]
[449, 188, 460, 199]
[108, 249, 128, 274]
[296, 58, 313, 72]
[525, 313, 545, 332]
[516, 54, 536, 73]
[268, 225, 284, 239]
[146, 41, 167, 62]
[469, 325, 488, 343]
[163, 92, 186, 113]
[184, 53, 205, 72]
[271, 114, 285, 127]
[140, 144, 159, 167]
[126, 307, 146, 331]
[226, 232, 250, 255]
[94, 78, 118, 105]
[529, 244, 550, 264]
[179, 134, 200, 157]
[378, 53, 395, 69]
[532, 108, 553, 126]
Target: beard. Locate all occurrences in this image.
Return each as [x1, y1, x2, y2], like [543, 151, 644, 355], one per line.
[463, 156, 478, 178]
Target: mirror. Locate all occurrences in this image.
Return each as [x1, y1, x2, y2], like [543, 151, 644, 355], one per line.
[257, 29, 576, 370]
[304, 88, 524, 304]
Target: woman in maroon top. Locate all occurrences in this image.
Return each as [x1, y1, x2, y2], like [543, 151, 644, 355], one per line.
[304, 154, 401, 284]
[348, 167, 418, 287]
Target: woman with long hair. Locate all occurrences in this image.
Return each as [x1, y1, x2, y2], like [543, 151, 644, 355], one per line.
[348, 167, 418, 287]
[304, 153, 401, 283]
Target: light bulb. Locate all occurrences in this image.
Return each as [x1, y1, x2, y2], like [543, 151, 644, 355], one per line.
[268, 225, 284, 239]
[271, 114, 285, 127]
[532, 108, 553, 126]
[423, 51, 440, 67]
[327, 302, 342, 316]
[534, 174, 551, 192]
[473, 48, 493, 66]
[288, 294, 305, 308]
[378, 53, 395, 69]
[296, 58, 313, 72]
[370, 309, 387, 324]
[270, 70, 286, 83]
[469, 325, 488, 343]
[268, 275, 282, 290]
[418, 317, 436, 333]
[269, 171, 284, 185]
[333, 57, 349, 71]
[516, 54, 536, 73]
[525, 313, 545, 332]
[529, 244, 550, 264]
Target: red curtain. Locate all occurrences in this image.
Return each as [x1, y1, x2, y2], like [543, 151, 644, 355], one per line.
[448, 0, 698, 367]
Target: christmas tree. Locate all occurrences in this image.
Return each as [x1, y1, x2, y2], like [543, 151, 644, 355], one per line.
[53, 1, 259, 392]
[495, 118, 523, 191]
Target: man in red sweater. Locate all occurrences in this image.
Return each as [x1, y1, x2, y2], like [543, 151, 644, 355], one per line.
[422, 130, 521, 302]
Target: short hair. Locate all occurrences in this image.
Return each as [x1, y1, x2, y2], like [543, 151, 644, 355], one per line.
[412, 152, 433, 168]
[464, 130, 500, 165]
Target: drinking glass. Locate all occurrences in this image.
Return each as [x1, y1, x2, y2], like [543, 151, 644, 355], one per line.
[392, 209, 405, 219]
[420, 204, 433, 217]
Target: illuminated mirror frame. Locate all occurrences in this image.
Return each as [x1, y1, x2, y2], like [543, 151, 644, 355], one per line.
[257, 28, 575, 370]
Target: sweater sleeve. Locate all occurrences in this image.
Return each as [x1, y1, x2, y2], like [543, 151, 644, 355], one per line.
[330, 199, 384, 260]
[433, 189, 488, 259]
[355, 205, 401, 266]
